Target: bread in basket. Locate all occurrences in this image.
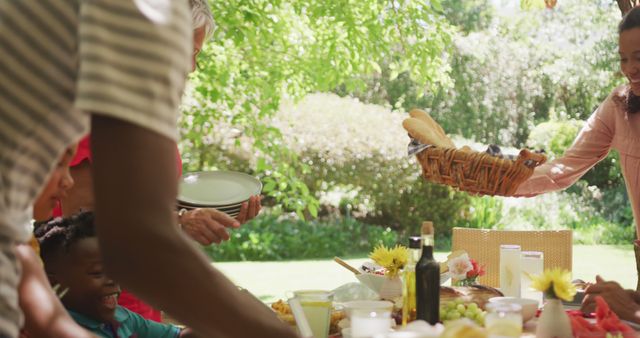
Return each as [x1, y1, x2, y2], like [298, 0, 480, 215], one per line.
[403, 109, 547, 197]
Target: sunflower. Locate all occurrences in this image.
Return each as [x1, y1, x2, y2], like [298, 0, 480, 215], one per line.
[530, 268, 576, 302]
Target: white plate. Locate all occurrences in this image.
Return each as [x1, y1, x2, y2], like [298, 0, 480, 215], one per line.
[178, 171, 261, 206]
[177, 201, 244, 212]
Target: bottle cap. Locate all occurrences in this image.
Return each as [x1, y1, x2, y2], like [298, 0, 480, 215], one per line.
[421, 221, 434, 235]
[408, 236, 421, 248]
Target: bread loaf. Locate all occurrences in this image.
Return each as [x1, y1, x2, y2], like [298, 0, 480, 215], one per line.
[440, 285, 503, 310]
[409, 109, 455, 148]
[402, 118, 452, 148]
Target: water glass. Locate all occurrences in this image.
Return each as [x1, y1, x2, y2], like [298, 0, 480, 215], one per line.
[485, 302, 523, 338]
[521, 251, 544, 306]
[294, 290, 334, 338]
[499, 244, 521, 298]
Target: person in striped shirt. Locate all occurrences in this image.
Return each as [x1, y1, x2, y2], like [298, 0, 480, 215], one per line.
[0, 1, 296, 338]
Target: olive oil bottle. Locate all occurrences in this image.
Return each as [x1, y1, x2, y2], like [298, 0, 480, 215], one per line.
[415, 221, 440, 325]
[402, 236, 422, 326]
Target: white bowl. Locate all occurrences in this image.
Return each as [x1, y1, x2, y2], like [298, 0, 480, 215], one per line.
[488, 297, 539, 323]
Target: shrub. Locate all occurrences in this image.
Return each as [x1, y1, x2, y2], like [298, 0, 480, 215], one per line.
[527, 119, 624, 190]
[204, 213, 398, 261]
[269, 93, 471, 236]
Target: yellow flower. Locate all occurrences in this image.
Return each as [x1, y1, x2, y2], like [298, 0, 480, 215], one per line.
[369, 244, 408, 278]
[530, 268, 576, 302]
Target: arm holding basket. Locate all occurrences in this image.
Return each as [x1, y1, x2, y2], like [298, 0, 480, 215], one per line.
[513, 94, 616, 197]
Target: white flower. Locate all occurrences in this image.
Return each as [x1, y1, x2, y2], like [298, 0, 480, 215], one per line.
[447, 254, 473, 280]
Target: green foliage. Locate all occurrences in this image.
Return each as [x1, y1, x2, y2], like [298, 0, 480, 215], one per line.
[181, 0, 454, 217]
[465, 196, 504, 229]
[346, 0, 621, 148]
[441, 0, 495, 34]
[526, 120, 584, 157]
[520, 0, 546, 10]
[526, 119, 624, 190]
[360, 178, 470, 239]
[203, 214, 398, 261]
[179, 0, 634, 253]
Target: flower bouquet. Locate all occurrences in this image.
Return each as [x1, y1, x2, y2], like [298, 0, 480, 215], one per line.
[356, 245, 407, 300]
[447, 251, 485, 287]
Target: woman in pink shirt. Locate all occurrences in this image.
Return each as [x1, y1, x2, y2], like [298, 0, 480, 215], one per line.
[516, 7, 640, 323]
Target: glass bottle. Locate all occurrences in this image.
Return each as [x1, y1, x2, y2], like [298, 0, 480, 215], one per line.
[415, 221, 440, 325]
[402, 236, 421, 326]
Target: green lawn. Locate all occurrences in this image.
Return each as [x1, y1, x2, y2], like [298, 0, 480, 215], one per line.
[213, 245, 636, 302]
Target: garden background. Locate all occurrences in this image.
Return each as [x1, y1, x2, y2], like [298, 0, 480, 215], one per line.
[178, 0, 635, 263]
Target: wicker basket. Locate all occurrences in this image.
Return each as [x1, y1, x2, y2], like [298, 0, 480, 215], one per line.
[415, 146, 547, 196]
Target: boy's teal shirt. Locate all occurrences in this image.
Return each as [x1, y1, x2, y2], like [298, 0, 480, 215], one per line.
[68, 306, 180, 338]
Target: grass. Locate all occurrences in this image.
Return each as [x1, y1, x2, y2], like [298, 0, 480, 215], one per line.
[212, 245, 636, 302]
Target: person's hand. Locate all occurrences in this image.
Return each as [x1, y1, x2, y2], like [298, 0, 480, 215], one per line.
[236, 195, 262, 224]
[180, 208, 240, 245]
[581, 275, 640, 323]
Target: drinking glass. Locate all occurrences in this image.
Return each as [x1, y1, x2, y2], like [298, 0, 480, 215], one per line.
[500, 244, 521, 298]
[485, 302, 523, 337]
[521, 251, 544, 306]
[294, 290, 334, 338]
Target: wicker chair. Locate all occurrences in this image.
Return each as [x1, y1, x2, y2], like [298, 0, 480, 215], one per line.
[451, 227, 573, 288]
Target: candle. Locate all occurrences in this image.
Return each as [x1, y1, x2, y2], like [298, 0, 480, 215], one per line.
[485, 302, 523, 338]
[351, 314, 392, 338]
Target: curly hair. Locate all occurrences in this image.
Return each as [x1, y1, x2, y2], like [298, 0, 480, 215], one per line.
[34, 211, 96, 263]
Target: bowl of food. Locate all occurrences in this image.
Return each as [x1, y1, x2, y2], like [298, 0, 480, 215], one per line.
[488, 297, 539, 323]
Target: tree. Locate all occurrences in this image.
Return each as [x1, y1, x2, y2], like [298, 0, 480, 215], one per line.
[182, 0, 454, 218]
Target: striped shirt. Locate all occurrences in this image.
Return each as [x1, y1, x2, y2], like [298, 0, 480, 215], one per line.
[0, 1, 191, 336]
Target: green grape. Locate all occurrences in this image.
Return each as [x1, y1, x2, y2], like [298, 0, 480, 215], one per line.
[475, 311, 486, 326]
[440, 299, 486, 325]
[447, 311, 461, 320]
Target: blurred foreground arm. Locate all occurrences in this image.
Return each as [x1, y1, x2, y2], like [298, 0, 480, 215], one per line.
[91, 116, 297, 338]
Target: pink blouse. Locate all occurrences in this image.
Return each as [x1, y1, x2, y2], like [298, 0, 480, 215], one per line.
[515, 85, 640, 237]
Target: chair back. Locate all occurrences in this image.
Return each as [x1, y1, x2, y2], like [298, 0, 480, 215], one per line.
[451, 227, 572, 287]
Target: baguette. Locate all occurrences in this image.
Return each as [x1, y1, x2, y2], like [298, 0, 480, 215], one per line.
[409, 109, 445, 136]
[409, 109, 455, 148]
[440, 285, 503, 310]
[402, 118, 452, 148]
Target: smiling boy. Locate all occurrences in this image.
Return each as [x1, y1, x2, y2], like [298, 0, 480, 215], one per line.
[35, 212, 198, 338]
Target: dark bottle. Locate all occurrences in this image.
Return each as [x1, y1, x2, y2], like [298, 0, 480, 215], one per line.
[415, 221, 440, 325]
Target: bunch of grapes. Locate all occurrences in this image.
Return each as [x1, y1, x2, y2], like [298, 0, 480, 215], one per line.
[439, 298, 486, 326]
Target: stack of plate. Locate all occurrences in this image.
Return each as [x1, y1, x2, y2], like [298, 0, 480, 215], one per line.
[177, 171, 262, 218]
